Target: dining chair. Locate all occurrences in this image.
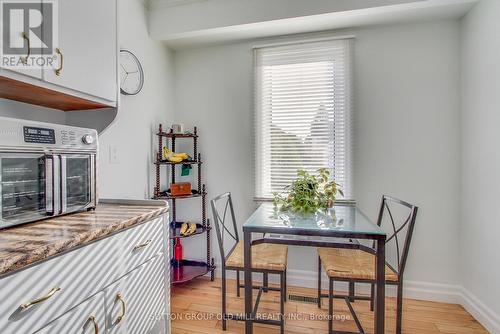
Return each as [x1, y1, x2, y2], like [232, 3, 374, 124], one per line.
[211, 192, 288, 333]
[317, 195, 418, 334]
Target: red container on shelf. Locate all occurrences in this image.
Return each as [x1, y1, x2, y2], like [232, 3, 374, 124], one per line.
[174, 238, 183, 263]
[171, 182, 192, 196]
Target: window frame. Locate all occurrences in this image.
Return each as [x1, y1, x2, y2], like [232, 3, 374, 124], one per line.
[253, 38, 354, 202]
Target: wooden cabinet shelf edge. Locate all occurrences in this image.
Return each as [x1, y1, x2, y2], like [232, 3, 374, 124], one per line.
[0, 75, 114, 111]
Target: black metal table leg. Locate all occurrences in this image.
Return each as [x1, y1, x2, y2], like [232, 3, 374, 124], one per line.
[244, 229, 253, 334]
[317, 256, 322, 308]
[375, 238, 386, 334]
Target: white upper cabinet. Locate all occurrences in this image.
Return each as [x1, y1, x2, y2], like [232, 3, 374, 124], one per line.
[43, 0, 117, 103]
[0, 0, 118, 110]
[0, 0, 43, 79]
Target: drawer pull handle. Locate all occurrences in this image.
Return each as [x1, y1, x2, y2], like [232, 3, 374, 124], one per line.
[88, 315, 99, 334]
[21, 32, 30, 65]
[55, 48, 64, 76]
[115, 293, 127, 324]
[133, 239, 152, 251]
[20, 287, 61, 310]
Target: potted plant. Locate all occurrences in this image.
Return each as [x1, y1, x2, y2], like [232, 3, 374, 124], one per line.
[273, 168, 343, 213]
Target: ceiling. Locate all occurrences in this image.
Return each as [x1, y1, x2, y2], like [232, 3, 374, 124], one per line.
[148, 0, 478, 49]
[147, 0, 208, 9]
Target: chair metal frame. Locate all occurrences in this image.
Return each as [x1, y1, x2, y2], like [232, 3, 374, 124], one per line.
[317, 195, 418, 334]
[211, 192, 287, 334]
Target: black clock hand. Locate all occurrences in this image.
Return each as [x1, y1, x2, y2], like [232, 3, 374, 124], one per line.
[121, 72, 129, 86]
[120, 63, 129, 74]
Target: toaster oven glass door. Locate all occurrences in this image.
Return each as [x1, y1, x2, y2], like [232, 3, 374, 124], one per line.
[60, 154, 94, 214]
[0, 153, 54, 228]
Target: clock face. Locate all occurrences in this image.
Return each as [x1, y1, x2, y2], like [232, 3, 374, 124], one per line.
[120, 50, 144, 95]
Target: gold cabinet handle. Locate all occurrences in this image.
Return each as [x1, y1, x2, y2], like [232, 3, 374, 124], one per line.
[133, 239, 151, 251]
[20, 287, 61, 310]
[88, 315, 99, 334]
[21, 32, 30, 65]
[115, 293, 126, 324]
[55, 48, 63, 76]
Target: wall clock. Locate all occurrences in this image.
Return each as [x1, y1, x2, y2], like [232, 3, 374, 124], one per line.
[120, 49, 144, 95]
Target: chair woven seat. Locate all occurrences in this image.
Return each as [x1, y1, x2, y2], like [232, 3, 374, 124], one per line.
[212, 192, 287, 333]
[318, 248, 398, 282]
[226, 241, 288, 272]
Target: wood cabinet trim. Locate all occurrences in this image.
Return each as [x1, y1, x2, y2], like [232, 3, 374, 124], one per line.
[0, 76, 111, 111]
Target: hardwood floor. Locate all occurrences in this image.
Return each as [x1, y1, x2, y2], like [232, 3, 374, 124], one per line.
[171, 278, 488, 334]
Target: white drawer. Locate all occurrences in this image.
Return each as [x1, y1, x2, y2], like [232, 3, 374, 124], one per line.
[34, 292, 105, 334]
[105, 256, 167, 334]
[0, 233, 121, 334]
[121, 217, 164, 275]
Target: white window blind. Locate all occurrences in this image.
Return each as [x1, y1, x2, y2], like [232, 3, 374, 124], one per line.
[254, 39, 353, 200]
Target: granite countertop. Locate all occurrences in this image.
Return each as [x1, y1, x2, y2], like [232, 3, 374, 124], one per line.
[0, 200, 168, 277]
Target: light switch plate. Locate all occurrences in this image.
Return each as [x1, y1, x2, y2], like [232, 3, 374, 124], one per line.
[109, 145, 119, 164]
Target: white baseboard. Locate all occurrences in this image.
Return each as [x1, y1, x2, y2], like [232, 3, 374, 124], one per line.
[459, 287, 500, 334]
[280, 268, 465, 302]
[212, 265, 500, 333]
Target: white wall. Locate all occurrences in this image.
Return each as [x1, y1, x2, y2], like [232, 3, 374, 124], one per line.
[173, 20, 462, 286]
[461, 0, 500, 332]
[353, 21, 461, 285]
[0, 98, 67, 124]
[96, 0, 175, 199]
[172, 40, 255, 261]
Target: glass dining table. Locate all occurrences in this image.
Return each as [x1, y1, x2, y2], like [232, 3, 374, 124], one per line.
[242, 202, 387, 334]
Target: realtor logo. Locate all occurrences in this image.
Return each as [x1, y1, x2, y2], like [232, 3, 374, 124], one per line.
[1, 0, 58, 69]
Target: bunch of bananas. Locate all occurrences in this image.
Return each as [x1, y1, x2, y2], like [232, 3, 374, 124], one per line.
[180, 222, 198, 237]
[163, 147, 189, 163]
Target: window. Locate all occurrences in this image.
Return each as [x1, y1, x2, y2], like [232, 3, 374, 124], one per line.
[254, 39, 353, 200]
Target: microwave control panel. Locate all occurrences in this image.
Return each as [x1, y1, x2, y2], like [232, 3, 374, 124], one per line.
[60, 129, 78, 146]
[23, 126, 56, 144]
[0, 117, 97, 150]
[23, 127, 96, 148]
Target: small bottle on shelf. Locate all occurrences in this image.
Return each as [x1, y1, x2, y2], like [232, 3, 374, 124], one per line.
[174, 237, 183, 265]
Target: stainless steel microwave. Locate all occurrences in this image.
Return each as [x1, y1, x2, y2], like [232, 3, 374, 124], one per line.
[0, 117, 97, 229]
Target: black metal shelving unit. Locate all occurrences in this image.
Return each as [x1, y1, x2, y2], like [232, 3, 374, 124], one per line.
[154, 124, 215, 284]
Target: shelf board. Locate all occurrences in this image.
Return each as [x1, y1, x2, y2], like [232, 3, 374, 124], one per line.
[170, 221, 207, 239]
[155, 191, 206, 200]
[157, 132, 198, 139]
[171, 259, 211, 284]
[155, 160, 202, 165]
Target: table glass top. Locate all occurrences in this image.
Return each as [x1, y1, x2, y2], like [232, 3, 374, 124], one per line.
[244, 203, 385, 237]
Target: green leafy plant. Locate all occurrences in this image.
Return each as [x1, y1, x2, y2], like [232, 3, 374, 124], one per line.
[273, 168, 343, 213]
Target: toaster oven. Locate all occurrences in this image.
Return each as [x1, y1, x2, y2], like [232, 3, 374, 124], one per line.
[0, 117, 97, 229]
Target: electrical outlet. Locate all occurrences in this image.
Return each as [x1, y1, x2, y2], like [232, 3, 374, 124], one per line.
[109, 145, 119, 164]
